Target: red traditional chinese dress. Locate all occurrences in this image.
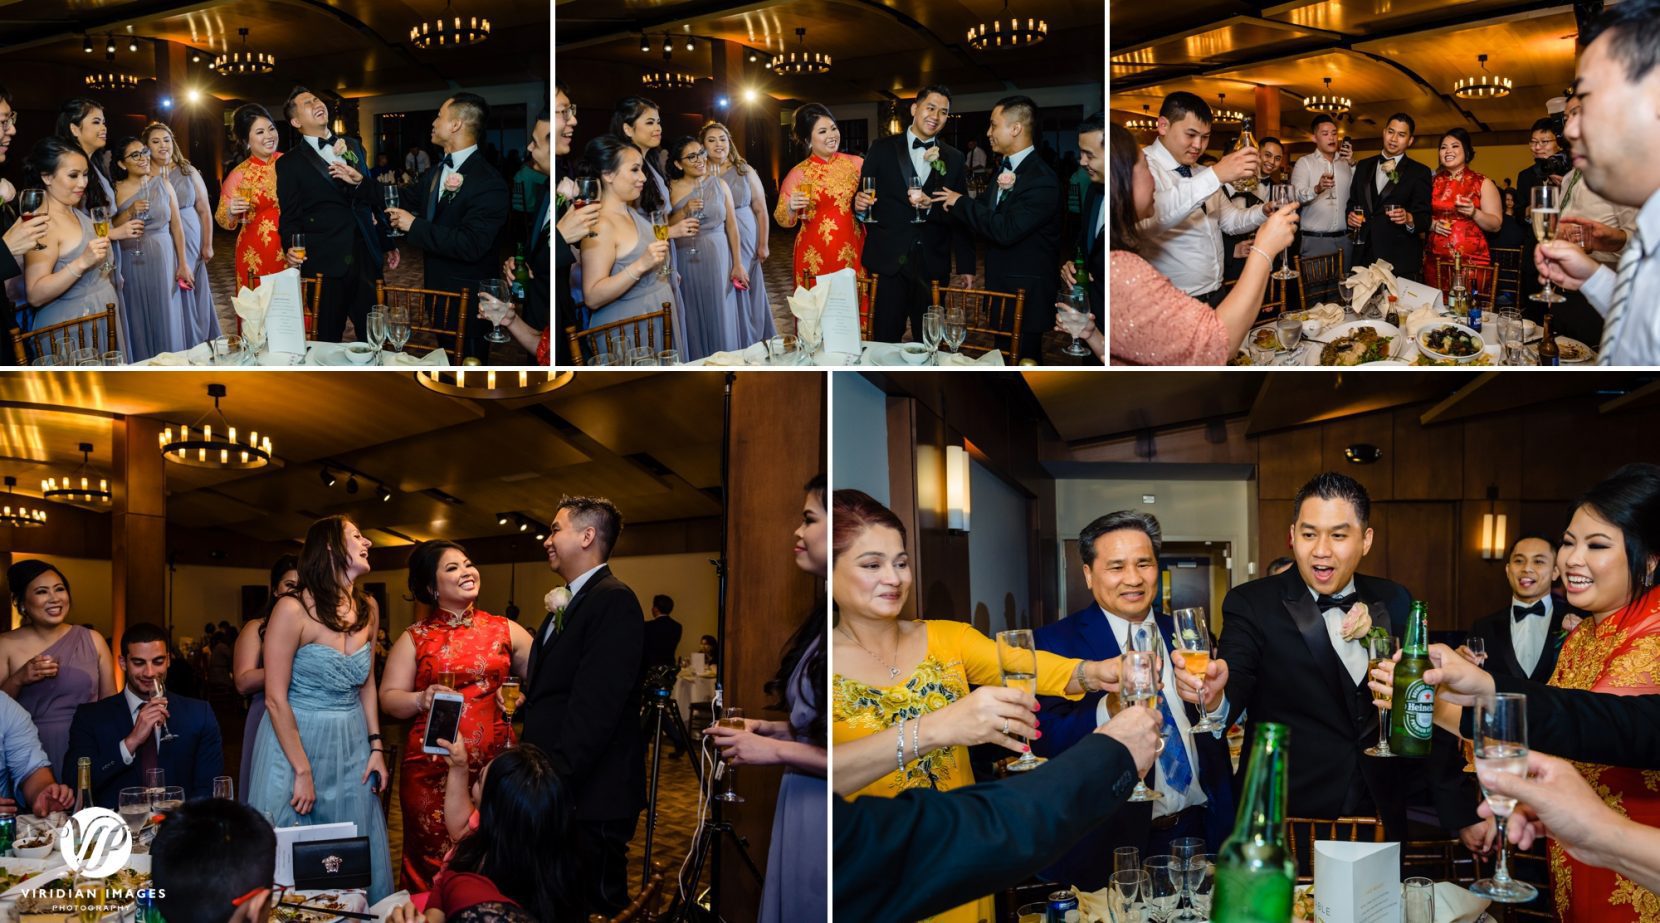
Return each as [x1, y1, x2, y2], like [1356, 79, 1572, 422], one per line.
[1423, 167, 1490, 290]
[1546, 585, 1660, 921]
[215, 154, 284, 289]
[774, 153, 865, 287]
[398, 607, 517, 892]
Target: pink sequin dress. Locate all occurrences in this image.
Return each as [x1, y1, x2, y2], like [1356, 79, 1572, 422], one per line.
[1108, 251, 1231, 365]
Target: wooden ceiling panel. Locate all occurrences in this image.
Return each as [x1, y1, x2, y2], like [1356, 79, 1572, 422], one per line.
[1264, 0, 1538, 37]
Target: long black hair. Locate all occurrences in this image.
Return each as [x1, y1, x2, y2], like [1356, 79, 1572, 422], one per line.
[791, 103, 835, 153]
[1108, 123, 1141, 253]
[448, 744, 575, 921]
[54, 97, 110, 211]
[1574, 462, 1660, 609]
[258, 554, 300, 625]
[577, 135, 647, 210]
[664, 134, 701, 181]
[230, 103, 275, 168]
[7, 559, 70, 623]
[21, 136, 89, 196]
[767, 474, 827, 746]
[609, 97, 665, 214]
[108, 136, 145, 183]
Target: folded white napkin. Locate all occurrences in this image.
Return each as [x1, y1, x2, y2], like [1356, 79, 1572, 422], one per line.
[703, 342, 770, 366]
[144, 341, 215, 366]
[1304, 303, 1345, 336]
[1433, 881, 1490, 923]
[231, 282, 274, 344]
[1075, 885, 1112, 923]
[941, 348, 1004, 367]
[1343, 260, 1401, 313]
[788, 283, 828, 346]
[383, 347, 449, 367]
[1401, 305, 1443, 339]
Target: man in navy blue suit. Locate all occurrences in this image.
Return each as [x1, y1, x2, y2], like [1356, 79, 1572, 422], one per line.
[1033, 510, 1235, 890]
[64, 622, 223, 809]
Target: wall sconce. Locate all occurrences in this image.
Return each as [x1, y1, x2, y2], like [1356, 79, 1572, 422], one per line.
[1480, 485, 1506, 560]
[946, 444, 971, 532]
[1344, 443, 1382, 464]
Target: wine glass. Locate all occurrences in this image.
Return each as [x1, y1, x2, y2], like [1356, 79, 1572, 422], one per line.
[1530, 185, 1566, 304]
[1172, 608, 1221, 732]
[153, 675, 178, 742]
[90, 206, 113, 271]
[1122, 649, 1164, 801]
[131, 195, 152, 264]
[1114, 847, 1142, 878]
[650, 209, 672, 280]
[118, 787, 150, 835]
[387, 305, 412, 356]
[1275, 313, 1303, 354]
[1270, 185, 1299, 280]
[1470, 693, 1538, 903]
[1170, 837, 1206, 921]
[921, 308, 944, 364]
[716, 706, 746, 803]
[366, 307, 388, 352]
[1364, 634, 1398, 757]
[1059, 286, 1092, 357]
[859, 176, 879, 224]
[1185, 855, 1217, 920]
[1108, 869, 1149, 923]
[995, 629, 1045, 772]
[478, 279, 512, 344]
[1466, 636, 1488, 667]
[575, 178, 601, 238]
[383, 186, 403, 238]
[212, 776, 235, 800]
[908, 176, 926, 223]
[943, 305, 967, 356]
[1143, 856, 1183, 923]
[685, 180, 704, 260]
[18, 189, 46, 250]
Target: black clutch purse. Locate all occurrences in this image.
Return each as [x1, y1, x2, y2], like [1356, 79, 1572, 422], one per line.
[292, 836, 372, 891]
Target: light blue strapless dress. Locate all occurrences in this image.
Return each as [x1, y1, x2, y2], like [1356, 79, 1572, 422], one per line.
[245, 643, 393, 902]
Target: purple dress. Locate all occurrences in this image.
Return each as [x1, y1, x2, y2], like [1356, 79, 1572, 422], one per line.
[760, 635, 825, 923]
[14, 626, 101, 775]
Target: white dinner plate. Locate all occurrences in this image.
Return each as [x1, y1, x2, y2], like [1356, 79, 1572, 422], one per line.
[1302, 319, 1403, 366]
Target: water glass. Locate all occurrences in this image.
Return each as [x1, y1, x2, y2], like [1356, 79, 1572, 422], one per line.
[1015, 902, 1048, 923]
[656, 349, 680, 366]
[211, 334, 243, 365]
[212, 776, 234, 800]
[366, 307, 389, 351]
[1275, 313, 1304, 352]
[118, 788, 150, 833]
[478, 279, 512, 344]
[767, 334, 797, 365]
[30, 354, 60, 367]
[1185, 855, 1216, 920]
[73, 347, 100, 367]
[1143, 856, 1183, 922]
[1404, 877, 1435, 923]
[102, 350, 125, 366]
[628, 346, 656, 366]
[1497, 309, 1524, 365]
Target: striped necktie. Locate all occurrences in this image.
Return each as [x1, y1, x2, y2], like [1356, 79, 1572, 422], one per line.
[1597, 225, 1647, 365]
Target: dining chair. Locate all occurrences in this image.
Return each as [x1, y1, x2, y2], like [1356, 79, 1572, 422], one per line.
[1293, 251, 1346, 310]
[375, 282, 470, 359]
[855, 273, 878, 341]
[1286, 816, 1385, 883]
[1489, 246, 1525, 308]
[566, 304, 675, 365]
[928, 281, 1025, 362]
[588, 863, 665, 922]
[1434, 258, 1499, 313]
[11, 305, 121, 364]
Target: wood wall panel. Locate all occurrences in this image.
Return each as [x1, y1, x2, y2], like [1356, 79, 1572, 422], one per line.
[1461, 415, 1523, 501]
[1319, 411, 1395, 502]
[1394, 410, 1461, 500]
[1381, 502, 1454, 623]
[1257, 426, 1323, 500]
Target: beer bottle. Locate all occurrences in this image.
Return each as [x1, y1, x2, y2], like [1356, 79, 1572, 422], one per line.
[1537, 314, 1560, 366]
[1232, 119, 1260, 192]
[512, 243, 529, 300]
[1212, 722, 1295, 923]
[1073, 248, 1089, 287]
[1389, 601, 1435, 757]
[75, 756, 94, 813]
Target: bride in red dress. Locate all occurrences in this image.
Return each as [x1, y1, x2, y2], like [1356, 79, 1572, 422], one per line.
[1423, 128, 1502, 291]
[214, 104, 285, 289]
[377, 541, 534, 892]
[774, 104, 865, 290]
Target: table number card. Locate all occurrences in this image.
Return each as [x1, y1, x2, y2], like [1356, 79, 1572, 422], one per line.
[260, 267, 309, 356]
[816, 267, 863, 357]
[1314, 840, 1400, 923]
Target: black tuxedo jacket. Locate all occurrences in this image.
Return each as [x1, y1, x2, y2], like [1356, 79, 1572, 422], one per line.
[526, 188, 552, 334]
[1469, 597, 1578, 683]
[1345, 154, 1431, 279]
[834, 733, 1139, 923]
[1474, 675, 1660, 769]
[1079, 183, 1105, 325]
[63, 692, 224, 810]
[276, 135, 388, 279]
[1219, 568, 1475, 836]
[948, 151, 1061, 301]
[404, 151, 511, 299]
[857, 133, 976, 280]
[524, 565, 645, 822]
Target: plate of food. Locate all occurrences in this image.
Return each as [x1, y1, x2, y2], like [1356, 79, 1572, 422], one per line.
[1250, 324, 1286, 352]
[1557, 336, 1596, 364]
[274, 890, 356, 923]
[1305, 320, 1401, 366]
[1417, 322, 1485, 362]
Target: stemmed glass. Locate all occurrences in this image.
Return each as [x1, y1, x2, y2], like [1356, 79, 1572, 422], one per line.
[383, 186, 403, 238]
[1363, 634, 1398, 757]
[1122, 648, 1164, 801]
[921, 308, 944, 364]
[1058, 285, 1093, 357]
[17, 189, 46, 250]
[1173, 608, 1221, 732]
[1143, 856, 1183, 922]
[129, 195, 152, 265]
[716, 706, 746, 803]
[1185, 854, 1217, 921]
[1497, 308, 1525, 366]
[387, 305, 412, 356]
[478, 279, 512, 344]
[366, 307, 389, 352]
[796, 179, 815, 221]
[1466, 636, 1488, 666]
[575, 178, 601, 238]
[1470, 693, 1538, 903]
[942, 305, 967, 357]
[1171, 837, 1206, 922]
[90, 206, 113, 271]
[151, 675, 178, 742]
[859, 176, 878, 224]
[144, 768, 166, 805]
[1108, 869, 1149, 923]
[908, 176, 927, 223]
[685, 180, 705, 260]
[289, 233, 307, 267]
[1529, 185, 1566, 304]
[1270, 185, 1299, 280]
[650, 209, 672, 280]
[1114, 847, 1142, 878]
[996, 629, 1045, 772]
[118, 787, 149, 835]
[1275, 313, 1303, 355]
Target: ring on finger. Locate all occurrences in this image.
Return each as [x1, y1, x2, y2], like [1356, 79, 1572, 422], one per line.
[1001, 719, 1010, 736]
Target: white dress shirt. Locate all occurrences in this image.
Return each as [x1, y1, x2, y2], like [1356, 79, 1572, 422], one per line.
[306, 132, 344, 167]
[905, 130, 936, 186]
[1139, 141, 1268, 296]
[1291, 151, 1355, 233]
[1090, 607, 1215, 817]
[546, 562, 608, 641]
[1375, 155, 1405, 193]
[1562, 170, 1641, 267]
[440, 144, 478, 189]
[1312, 581, 1369, 684]
[1509, 595, 1554, 678]
[1582, 187, 1660, 364]
[117, 687, 162, 765]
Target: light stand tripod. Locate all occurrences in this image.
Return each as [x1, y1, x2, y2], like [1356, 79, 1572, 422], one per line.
[641, 676, 704, 879]
[663, 749, 765, 923]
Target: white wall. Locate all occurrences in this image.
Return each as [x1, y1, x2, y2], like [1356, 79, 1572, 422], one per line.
[832, 374, 890, 505]
[1054, 477, 1257, 594]
[968, 460, 1030, 635]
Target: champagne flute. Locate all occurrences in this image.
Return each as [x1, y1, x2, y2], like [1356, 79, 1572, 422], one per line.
[650, 209, 672, 280]
[859, 176, 879, 224]
[387, 305, 412, 355]
[90, 206, 113, 271]
[366, 307, 389, 352]
[1470, 693, 1538, 902]
[575, 178, 601, 238]
[685, 180, 705, 260]
[144, 767, 166, 807]
[943, 305, 967, 356]
[907, 176, 926, 223]
[995, 629, 1045, 772]
[131, 195, 151, 265]
[1466, 636, 1488, 666]
[1270, 185, 1299, 280]
[1363, 634, 1398, 757]
[497, 677, 522, 718]
[18, 189, 46, 250]
[1059, 286, 1092, 357]
[153, 675, 178, 742]
[797, 179, 815, 220]
[289, 233, 307, 265]
[1122, 648, 1164, 801]
[1172, 608, 1221, 732]
[384, 186, 403, 238]
[921, 308, 944, 364]
[1530, 185, 1565, 304]
[1115, 846, 1142, 878]
[716, 706, 746, 803]
[1109, 869, 1149, 923]
[478, 279, 512, 344]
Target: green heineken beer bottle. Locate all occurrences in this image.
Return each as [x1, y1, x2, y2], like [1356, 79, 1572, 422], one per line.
[1212, 722, 1296, 923]
[1389, 601, 1435, 757]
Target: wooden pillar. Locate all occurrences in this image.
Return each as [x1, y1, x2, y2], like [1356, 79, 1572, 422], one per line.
[717, 373, 826, 923]
[1255, 85, 1283, 141]
[111, 416, 167, 653]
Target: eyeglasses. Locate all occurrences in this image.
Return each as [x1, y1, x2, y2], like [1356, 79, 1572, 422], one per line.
[0, 116, 17, 132]
[683, 151, 707, 161]
[555, 106, 577, 121]
[125, 150, 152, 161]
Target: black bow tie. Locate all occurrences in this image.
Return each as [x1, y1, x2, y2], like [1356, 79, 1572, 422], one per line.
[1316, 592, 1358, 613]
[319, 134, 342, 150]
[912, 138, 936, 150]
[1176, 165, 1193, 179]
[1513, 601, 1547, 622]
[443, 153, 456, 169]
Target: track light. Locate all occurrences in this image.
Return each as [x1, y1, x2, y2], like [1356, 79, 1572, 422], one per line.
[84, 35, 94, 54]
[191, 50, 201, 63]
[377, 485, 392, 503]
[685, 36, 694, 52]
[497, 512, 511, 526]
[128, 36, 138, 53]
[663, 35, 672, 54]
[106, 35, 116, 55]
[319, 468, 337, 488]
[346, 475, 359, 495]
[518, 519, 529, 532]
[534, 527, 548, 541]
[641, 35, 649, 53]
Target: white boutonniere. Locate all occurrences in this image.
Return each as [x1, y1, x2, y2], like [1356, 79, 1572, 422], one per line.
[997, 170, 1017, 191]
[546, 585, 572, 632]
[1384, 165, 1400, 185]
[1339, 602, 1374, 642]
[0, 178, 14, 206]
[332, 138, 359, 167]
[441, 173, 465, 203]
[923, 147, 946, 176]
[555, 176, 578, 211]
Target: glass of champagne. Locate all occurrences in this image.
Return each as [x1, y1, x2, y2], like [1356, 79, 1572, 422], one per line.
[478, 278, 512, 344]
[717, 706, 746, 803]
[1122, 648, 1164, 801]
[860, 176, 878, 224]
[289, 233, 307, 266]
[1172, 608, 1220, 732]
[943, 305, 967, 356]
[131, 196, 151, 264]
[575, 178, 601, 238]
[366, 307, 389, 352]
[151, 675, 177, 742]
[1348, 205, 1366, 244]
[387, 305, 412, 356]
[19, 188, 46, 250]
[1530, 185, 1566, 304]
[995, 629, 1045, 772]
[1363, 634, 1398, 757]
[439, 669, 459, 689]
[1270, 185, 1299, 280]
[119, 787, 150, 835]
[90, 206, 112, 271]
[212, 776, 235, 800]
[797, 179, 815, 221]
[498, 677, 522, 718]
[907, 176, 925, 223]
[921, 308, 944, 363]
[650, 209, 672, 280]
[384, 186, 403, 238]
[1470, 693, 1537, 902]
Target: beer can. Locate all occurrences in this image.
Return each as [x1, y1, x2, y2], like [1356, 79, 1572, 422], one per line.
[1047, 890, 1080, 923]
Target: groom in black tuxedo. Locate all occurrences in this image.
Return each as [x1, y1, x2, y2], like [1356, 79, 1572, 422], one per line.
[525, 496, 645, 916]
[933, 95, 1060, 361]
[385, 92, 510, 361]
[276, 86, 389, 342]
[856, 85, 976, 343]
[1346, 112, 1431, 280]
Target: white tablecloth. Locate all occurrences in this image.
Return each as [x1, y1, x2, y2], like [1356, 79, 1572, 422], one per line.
[675, 671, 716, 727]
[138, 340, 449, 367]
[693, 339, 1004, 367]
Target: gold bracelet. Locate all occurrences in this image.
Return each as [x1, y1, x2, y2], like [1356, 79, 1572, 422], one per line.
[1073, 660, 1096, 693]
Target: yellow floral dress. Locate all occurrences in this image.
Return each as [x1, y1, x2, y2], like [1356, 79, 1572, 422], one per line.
[1546, 585, 1660, 921]
[774, 152, 864, 287]
[833, 619, 1083, 923]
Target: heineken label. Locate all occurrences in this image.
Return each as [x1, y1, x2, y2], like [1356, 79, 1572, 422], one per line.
[1213, 863, 1293, 922]
[1403, 680, 1435, 740]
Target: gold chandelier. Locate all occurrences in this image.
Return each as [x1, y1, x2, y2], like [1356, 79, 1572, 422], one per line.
[967, 0, 1048, 51]
[1454, 54, 1513, 100]
[414, 369, 574, 400]
[0, 477, 46, 528]
[84, 72, 139, 92]
[1304, 76, 1352, 116]
[411, 0, 492, 49]
[42, 443, 110, 507]
[1212, 94, 1244, 126]
[1125, 105, 1158, 132]
[213, 28, 275, 76]
[159, 383, 273, 469]
[642, 72, 698, 91]
[772, 28, 831, 76]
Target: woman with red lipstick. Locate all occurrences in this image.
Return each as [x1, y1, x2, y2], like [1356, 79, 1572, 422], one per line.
[0, 560, 115, 774]
[379, 540, 534, 892]
[774, 104, 865, 294]
[19, 136, 117, 354]
[829, 489, 1122, 923]
[1423, 128, 1501, 291]
[576, 134, 673, 352]
[215, 105, 286, 294]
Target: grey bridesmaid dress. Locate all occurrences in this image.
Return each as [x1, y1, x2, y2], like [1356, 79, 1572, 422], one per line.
[167, 168, 221, 347]
[720, 164, 775, 346]
[115, 175, 187, 362]
[670, 178, 742, 360]
[582, 208, 673, 355]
